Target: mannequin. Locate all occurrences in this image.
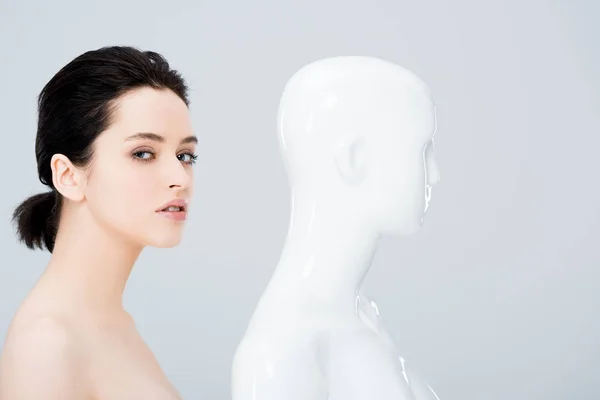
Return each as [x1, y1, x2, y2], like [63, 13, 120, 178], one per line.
[231, 56, 441, 400]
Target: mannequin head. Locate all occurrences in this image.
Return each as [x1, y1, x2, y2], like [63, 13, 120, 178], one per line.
[277, 56, 439, 236]
[12, 46, 195, 253]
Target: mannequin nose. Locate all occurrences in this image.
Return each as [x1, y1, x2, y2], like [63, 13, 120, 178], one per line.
[427, 158, 440, 186]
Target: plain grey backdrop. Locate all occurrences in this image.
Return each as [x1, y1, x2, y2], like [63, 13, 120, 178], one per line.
[1, 0, 598, 399]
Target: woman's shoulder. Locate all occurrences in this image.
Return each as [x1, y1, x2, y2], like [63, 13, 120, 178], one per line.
[6, 312, 74, 343]
[1, 313, 82, 371]
[3, 292, 80, 348]
[0, 314, 87, 398]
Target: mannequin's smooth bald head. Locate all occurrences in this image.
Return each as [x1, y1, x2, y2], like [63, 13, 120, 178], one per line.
[277, 56, 439, 235]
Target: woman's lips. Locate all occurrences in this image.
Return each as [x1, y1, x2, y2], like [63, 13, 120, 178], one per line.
[156, 198, 188, 221]
[156, 209, 187, 221]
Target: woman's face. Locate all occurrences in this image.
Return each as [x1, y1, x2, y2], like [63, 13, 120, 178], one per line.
[83, 87, 196, 248]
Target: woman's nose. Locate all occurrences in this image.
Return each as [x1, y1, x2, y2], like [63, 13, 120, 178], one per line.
[166, 160, 192, 190]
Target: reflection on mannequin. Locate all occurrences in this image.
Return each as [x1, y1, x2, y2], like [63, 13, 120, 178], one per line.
[231, 56, 441, 400]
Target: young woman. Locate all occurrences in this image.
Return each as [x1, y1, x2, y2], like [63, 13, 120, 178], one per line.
[0, 46, 196, 399]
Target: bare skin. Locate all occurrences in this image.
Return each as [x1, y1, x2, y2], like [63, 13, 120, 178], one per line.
[1, 293, 181, 400]
[0, 87, 195, 399]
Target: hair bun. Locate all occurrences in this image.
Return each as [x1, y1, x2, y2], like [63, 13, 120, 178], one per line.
[12, 191, 59, 252]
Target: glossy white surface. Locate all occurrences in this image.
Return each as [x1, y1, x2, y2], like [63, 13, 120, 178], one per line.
[231, 56, 441, 400]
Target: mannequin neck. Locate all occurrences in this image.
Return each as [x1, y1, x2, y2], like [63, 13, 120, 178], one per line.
[256, 189, 381, 320]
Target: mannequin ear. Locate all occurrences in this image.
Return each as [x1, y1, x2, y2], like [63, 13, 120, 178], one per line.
[334, 136, 367, 185]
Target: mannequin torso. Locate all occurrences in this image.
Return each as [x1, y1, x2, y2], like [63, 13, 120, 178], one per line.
[232, 56, 442, 400]
[233, 267, 440, 400]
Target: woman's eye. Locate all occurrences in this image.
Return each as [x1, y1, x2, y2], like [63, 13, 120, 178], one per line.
[178, 153, 198, 165]
[133, 151, 153, 160]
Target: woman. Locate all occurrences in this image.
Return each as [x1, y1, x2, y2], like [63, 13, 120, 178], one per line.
[0, 46, 196, 399]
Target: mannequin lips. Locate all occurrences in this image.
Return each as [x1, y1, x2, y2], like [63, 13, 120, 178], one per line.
[156, 198, 188, 221]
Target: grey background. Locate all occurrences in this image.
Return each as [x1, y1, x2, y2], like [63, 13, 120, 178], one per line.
[1, 0, 598, 399]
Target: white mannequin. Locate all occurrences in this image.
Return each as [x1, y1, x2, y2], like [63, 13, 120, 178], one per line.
[231, 56, 441, 400]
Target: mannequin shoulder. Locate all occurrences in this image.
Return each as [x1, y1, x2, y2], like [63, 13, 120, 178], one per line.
[233, 328, 319, 368]
[232, 333, 327, 400]
[0, 316, 87, 399]
[401, 358, 442, 400]
[356, 291, 385, 332]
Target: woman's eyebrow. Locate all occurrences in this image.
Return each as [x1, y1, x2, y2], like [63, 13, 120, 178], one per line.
[125, 132, 198, 144]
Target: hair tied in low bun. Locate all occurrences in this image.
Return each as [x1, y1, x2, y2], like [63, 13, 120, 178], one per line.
[12, 190, 60, 252]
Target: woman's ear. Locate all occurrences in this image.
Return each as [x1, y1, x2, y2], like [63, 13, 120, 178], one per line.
[50, 154, 86, 202]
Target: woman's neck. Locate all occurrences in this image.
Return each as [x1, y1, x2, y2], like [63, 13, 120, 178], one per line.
[39, 204, 143, 314]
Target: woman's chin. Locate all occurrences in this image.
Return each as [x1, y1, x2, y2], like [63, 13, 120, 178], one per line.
[146, 235, 183, 249]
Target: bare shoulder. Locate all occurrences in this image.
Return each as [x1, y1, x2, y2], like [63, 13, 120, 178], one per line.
[0, 316, 88, 399]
